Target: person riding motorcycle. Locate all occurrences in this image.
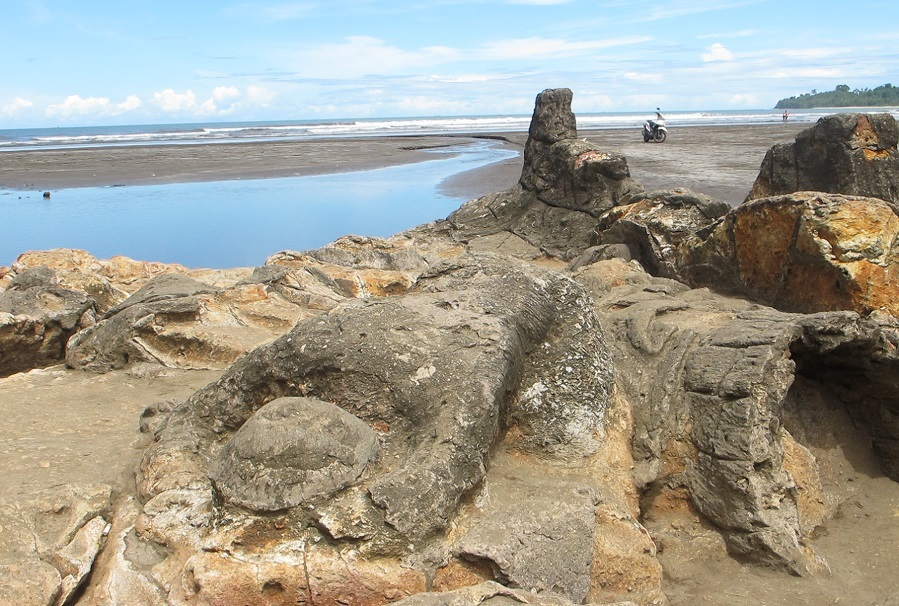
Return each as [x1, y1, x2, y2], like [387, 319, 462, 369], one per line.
[643, 108, 667, 142]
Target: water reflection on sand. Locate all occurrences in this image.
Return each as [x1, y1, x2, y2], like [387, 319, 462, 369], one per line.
[1, 142, 517, 269]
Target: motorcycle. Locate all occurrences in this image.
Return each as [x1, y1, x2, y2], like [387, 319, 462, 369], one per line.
[642, 117, 668, 143]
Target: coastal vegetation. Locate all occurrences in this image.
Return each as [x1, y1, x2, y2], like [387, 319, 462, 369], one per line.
[775, 83, 899, 108]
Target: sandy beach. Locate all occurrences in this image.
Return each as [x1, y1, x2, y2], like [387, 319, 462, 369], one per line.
[1, 123, 808, 206]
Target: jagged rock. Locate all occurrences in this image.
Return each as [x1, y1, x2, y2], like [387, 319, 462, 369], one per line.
[131, 253, 612, 603]
[592, 189, 729, 278]
[576, 259, 899, 573]
[748, 113, 899, 203]
[446, 88, 643, 260]
[0, 267, 95, 377]
[676, 192, 899, 316]
[209, 397, 380, 511]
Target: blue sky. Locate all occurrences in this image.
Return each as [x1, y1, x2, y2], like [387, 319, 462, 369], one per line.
[2, 0, 897, 127]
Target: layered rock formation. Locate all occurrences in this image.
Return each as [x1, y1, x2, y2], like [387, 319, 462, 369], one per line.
[3, 91, 899, 606]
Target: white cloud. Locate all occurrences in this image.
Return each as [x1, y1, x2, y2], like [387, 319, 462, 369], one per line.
[45, 94, 142, 118]
[212, 86, 241, 102]
[152, 89, 199, 112]
[507, 0, 572, 4]
[480, 36, 651, 60]
[702, 43, 733, 62]
[730, 93, 759, 106]
[1, 97, 34, 117]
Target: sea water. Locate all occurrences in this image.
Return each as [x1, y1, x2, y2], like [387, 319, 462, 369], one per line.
[0, 142, 518, 268]
[4, 107, 898, 151]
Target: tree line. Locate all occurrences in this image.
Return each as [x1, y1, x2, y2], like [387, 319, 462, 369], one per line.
[775, 84, 899, 109]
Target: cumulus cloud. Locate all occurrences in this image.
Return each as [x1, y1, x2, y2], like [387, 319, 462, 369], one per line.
[702, 43, 733, 62]
[152, 89, 199, 112]
[45, 94, 142, 118]
[1, 97, 34, 116]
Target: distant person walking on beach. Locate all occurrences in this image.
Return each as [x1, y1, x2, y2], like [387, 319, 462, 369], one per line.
[782, 110, 789, 123]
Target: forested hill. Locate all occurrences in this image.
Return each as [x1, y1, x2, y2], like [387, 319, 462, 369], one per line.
[776, 84, 899, 109]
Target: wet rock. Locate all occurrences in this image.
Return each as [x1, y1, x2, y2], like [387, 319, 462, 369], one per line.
[748, 113, 899, 203]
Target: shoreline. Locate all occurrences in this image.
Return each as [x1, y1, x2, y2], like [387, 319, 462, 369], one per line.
[0, 123, 808, 205]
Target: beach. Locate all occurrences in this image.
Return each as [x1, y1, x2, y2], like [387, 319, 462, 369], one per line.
[1, 123, 808, 205]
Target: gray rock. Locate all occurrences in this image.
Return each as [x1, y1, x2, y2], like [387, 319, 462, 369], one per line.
[209, 397, 379, 511]
[453, 476, 597, 603]
[593, 189, 729, 279]
[581, 263, 899, 573]
[139, 253, 613, 547]
[447, 89, 643, 260]
[0, 267, 94, 377]
[747, 112, 899, 203]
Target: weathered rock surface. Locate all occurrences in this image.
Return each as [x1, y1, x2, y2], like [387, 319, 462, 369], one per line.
[578, 259, 899, 573]
[748, 113, 899, 203]
[446, 88, 643, 260]
[122, 252, 614, 604]
[0, 267, 95, 377]
[389, 581, 637, 606]
[209, 396, 380, 511]
[0, 484, 112, 606]
[676, 192, 899, 316]
[590, 189, 729, 278]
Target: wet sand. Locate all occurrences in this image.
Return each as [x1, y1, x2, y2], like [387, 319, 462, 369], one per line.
[0, 123, 808, 206]
[441, 123, 808, 205]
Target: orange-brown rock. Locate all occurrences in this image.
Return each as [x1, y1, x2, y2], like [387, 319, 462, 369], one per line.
[677, 192, 899, 316]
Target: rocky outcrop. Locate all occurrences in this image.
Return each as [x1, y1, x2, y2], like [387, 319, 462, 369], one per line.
[446, 88, 643, 260]
[0, 267, 95, 377]
[748, 113, 899, 203]
[578, 259, 899, 574]
[588, 189, 729, 278]
[676, 192, 899, 316]
[125, 253, 615, 604]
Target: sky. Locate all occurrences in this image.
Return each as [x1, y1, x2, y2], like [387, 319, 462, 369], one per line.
[2, 0, 897, 128]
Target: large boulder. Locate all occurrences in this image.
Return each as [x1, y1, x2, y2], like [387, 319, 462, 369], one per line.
[125, 253, 614, 604]
[589, 189, 729, 278]
[748, 113, 899, 203]
[676, 192, 899, 316]
[446, 88, 643, 260]
[0, 267, 95, 377]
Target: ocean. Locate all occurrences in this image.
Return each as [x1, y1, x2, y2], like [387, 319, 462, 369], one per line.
[4, 107, 898, 151]
[2, 107, 897, 268]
